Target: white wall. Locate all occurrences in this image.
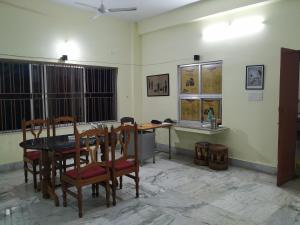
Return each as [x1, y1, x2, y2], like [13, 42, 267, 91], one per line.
[0, 0, 141, 165]
[140, 0, 300, 168]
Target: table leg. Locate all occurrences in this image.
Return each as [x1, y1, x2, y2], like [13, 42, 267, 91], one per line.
[41, 151, 59, 206]
[41, 151, 50, 199]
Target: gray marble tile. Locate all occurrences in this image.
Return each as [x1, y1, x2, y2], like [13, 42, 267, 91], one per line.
[265, 205, 300, 225]
[1, 154, 300, 225]
[210, 183, 291, 224]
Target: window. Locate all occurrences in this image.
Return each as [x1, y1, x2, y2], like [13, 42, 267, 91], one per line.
[85, 67, 117, 122]
[178, 61, 222, 123]
[45, 65, 85, 122]
[0, 59, 117, 132]
[0, 62, 31, 131]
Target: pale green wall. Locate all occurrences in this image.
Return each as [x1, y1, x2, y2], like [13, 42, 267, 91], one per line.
[140, 0, 300, 168]
[0, 0, 141, 165]
[1, 0, 300, 169]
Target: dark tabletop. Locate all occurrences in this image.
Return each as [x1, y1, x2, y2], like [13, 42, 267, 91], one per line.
[19, 134, 97, 152]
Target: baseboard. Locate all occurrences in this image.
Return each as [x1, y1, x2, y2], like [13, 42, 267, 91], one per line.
[156, 143, 277, 175]
[0, 161, 23, 172]
[230, 158, 276, 175]
[1, 145, 277, 175]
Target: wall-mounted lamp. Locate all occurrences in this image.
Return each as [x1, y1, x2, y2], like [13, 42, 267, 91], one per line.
[203, 16, 264, 42]
[60, 55, 68, 61]
[56, 40, 80, 61]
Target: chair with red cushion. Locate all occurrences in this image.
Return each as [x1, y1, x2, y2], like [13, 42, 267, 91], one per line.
[109, 123, 139, 206]
[22, 119, 50, 191]
[52, 116, 89, 178]
[61, 128, 110, 218]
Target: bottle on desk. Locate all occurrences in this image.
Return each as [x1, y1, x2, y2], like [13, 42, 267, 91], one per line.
[207, 109, 217, 129]
[210, 117, 217, 129]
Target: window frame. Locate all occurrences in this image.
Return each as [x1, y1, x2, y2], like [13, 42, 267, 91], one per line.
[178, 61, 223, 125]
[0, 59, 118, 133]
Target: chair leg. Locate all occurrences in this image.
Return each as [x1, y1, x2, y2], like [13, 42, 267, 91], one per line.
[135, 171, 139, 198]
[96, 183, 99, 197]
[51, 157, 56, 188]
[119, 176, 123, 189]
[105, 181, 110, 208]
[85, 154, 89, 164]
[63, 158, 67, 173]
[92, 184, 96, 198]
[59, 159, 63, 179]
[62, 180, 67, 207]
[24, 161, 28, 183]
[112, 178, 117, 206]
[33, 163, 37, 191]
[38, 159, 42, 189]
[77, 186, 83, 218]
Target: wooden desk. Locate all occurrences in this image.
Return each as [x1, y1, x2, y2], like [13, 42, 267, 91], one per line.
[138, 123, 173, 162]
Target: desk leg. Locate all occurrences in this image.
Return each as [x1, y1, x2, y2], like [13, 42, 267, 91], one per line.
[152, 129, 156, 164]
[168, 127, 171, 160]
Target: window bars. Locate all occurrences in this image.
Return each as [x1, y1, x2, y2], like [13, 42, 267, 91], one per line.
[0, 60, 117, 132]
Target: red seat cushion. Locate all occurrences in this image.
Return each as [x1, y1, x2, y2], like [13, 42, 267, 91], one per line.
[25, 151, 40, 161]
[109, 160, 135, 171]
[65, 166, 106, 179]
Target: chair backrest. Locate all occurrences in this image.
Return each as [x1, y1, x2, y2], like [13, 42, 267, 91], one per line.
[22, 119, 50, 153]
[52, 116, 76, 136]
[110, 123, 138, 165]
[120, 117, 134, 125]
[74, 128, 109, 179]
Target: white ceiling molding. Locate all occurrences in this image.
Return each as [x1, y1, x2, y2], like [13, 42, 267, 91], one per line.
[137, 0, 275, 35]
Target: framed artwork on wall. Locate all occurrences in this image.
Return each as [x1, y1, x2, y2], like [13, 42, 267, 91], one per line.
[201, 63, 222, 94]
[246, 65, 265, 90]
[180, 65, 199, 94]
[147, 73, 169, 96]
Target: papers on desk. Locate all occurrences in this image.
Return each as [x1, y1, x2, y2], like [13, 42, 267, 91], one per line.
[90, 123, 98, 129]
[162, 122, 172, 125]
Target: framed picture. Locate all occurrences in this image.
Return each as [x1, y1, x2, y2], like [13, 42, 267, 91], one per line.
[246, 65, 264, 90]
[180, 65, 199, 94]
[202, 63, 222, 94]
[147, 74, 169, 96]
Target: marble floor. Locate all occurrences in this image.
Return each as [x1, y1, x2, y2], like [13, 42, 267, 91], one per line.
[1, 153, 300, 225]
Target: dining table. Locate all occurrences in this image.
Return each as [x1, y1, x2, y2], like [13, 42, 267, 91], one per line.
[19, 122, 173, 206]
[19, 134, 97, 206]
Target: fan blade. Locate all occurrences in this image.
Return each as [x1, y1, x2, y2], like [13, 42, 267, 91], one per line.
[75, 1, 98, 10]
[107, 7, 137, 13]
[0, 0, 45, 15]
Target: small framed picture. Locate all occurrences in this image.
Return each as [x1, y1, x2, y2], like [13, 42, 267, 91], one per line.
[147, 74, 169, 96]
[246, 65, 264, 90]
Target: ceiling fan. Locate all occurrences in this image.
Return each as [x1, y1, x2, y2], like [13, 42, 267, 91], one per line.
[75, 0, 137, 19]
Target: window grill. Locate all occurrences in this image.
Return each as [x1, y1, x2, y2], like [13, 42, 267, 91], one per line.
[0, 62, 31, 131]
[85, 67, 117, 122]
[46, 64, 85, 122]
[0, 59, 117, 132]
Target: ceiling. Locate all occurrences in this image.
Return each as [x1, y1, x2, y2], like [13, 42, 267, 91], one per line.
[50, 0, 201, 21]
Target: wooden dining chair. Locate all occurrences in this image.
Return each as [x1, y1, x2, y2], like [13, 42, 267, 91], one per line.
[61, 128, 111, 218]
[22, 119, 50, 190]
[52, 116, 89, 178]
[109, 123, 139, 206]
